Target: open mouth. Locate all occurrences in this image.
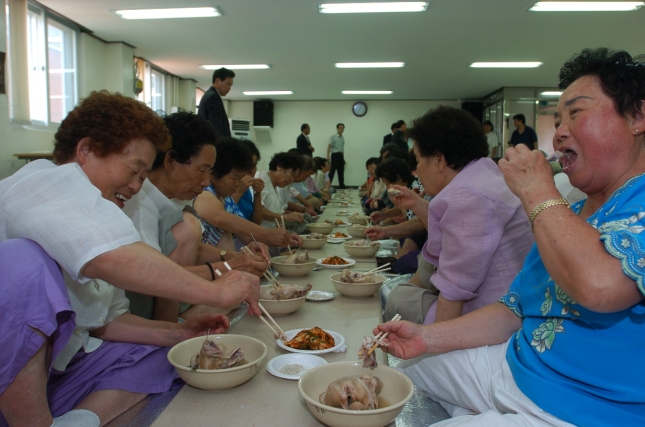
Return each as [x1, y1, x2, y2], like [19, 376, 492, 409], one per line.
[560, 149, 577, 171]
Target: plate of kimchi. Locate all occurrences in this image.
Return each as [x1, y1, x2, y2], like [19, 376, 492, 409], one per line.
[276, 327, 345, 354]
[316, 256, 355, 269]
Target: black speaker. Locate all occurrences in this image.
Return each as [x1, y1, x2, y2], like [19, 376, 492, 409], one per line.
[253, 101, 274, 127]
[461, 101, 484, 123]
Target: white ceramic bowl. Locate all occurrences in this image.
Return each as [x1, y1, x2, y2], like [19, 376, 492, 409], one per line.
[259, 285, 307, 315]
[343, 241, 381, 257]
[307, 223, 335, 234]
[329, 272, 386, 298]
[348, 215, 369, 225]
[298, 361, 414, 427]
[167, 335, 267, 390]
[347, 226, 367, 238]
[299, 234, 328, 249]
[271, 255, 317, 277]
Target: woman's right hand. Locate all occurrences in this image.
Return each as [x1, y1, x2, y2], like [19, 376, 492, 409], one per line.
[364, 226, 386, 240]
[226, 252, 268, 277]
[372, 320, 429, 360]
[370, 211, 386, 223]
[267, 227, 293, 247]
[215, 270, 261, 316]
[389, 185, 423, 211]
[284, 212, 304, 223]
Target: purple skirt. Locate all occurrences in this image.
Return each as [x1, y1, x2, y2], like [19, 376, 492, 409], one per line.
[0, 239, 180, 422]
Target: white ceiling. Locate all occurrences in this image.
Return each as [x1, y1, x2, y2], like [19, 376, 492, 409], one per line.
[38, 0, 645, 101]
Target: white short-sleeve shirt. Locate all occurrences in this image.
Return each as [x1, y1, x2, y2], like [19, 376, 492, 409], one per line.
[256, 170, 286, 228]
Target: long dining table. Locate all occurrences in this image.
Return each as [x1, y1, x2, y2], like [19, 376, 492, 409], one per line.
[149, 190, 390, 427]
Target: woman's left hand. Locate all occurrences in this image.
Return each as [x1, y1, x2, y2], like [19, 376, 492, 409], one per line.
[179, 313, 230, 341]
[289, 233, 303, 246]
[498, 145, 558, 207]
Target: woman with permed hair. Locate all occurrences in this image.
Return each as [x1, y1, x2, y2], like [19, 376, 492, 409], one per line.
[0, 92, 261, 426]
[367, 105, 534, 327]
[374, 48, 645, 426]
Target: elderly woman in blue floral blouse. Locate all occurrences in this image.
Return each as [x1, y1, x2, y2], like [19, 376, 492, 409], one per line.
[374, 48, 645, 426]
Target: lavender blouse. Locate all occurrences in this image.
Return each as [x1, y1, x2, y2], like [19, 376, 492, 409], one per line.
[422, 158, 534, 324]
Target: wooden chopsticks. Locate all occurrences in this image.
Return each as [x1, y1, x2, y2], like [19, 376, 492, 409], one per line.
[367, 313, 402, 356]
[364, 263, 391, 274]
[241, 246, 282, 290]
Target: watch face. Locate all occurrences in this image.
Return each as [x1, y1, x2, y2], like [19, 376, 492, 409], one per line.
[352, 102, 367, 117]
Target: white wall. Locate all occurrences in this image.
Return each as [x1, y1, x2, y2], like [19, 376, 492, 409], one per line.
[229, 99, 459, 186]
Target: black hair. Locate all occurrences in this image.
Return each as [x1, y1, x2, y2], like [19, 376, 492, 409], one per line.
[374, 158, 414, 186]
[513, 114, 526, 124]
[336, 123, 345, 129]
[153, 111, 217, 170]
[559, 48, 645, 119]
[407, 150, 418, 171]
[211, 137, 253, 179]
[269, 151, 302, 171]
[313, 156, 329, 171]
[301, 123, 309, 131]
[365, 157, 380, 168]
[212, 67, 235, 84]
[409, 106, 488, 170]
[396, 119, 406, 127]
[483, 120, 494, 131]
[391, 122, 398, 131]
[380, 142, 407, 160]
[240, 139, 260, 161]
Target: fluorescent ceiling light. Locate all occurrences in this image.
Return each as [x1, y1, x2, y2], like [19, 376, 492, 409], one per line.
[200, 64, 270, 70]
[470, 62, 543, 68]
[529, 1, 643, 11]
[342, 90, 393, 95]
[335, 62, 405, 68]
[541, 91, 563, 96]
[319, 2, 428, 13]
[114, 7, 221, 20]
[243, 91, 293, 95]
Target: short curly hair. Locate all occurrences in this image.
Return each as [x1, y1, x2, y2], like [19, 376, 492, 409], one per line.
[53, 91, 170, 163]
[559, 48, 645, 119]
[153, 111, 217, 170]
[268, 152, 302, 171]
[374, 158, 414, 186]
[409, 106, 488, 170]
[211, 137, 253, 179]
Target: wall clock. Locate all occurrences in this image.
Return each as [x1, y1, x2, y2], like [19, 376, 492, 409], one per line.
[352, 101, 367, 117]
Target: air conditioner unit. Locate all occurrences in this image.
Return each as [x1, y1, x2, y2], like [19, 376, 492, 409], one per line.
[253, 126, 272, 144]
[229, 118, 251, 139]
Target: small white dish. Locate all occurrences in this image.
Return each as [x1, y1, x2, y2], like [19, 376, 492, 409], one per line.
[306, 290, 335, 301]
[316, 257, 355, 269]
[266, 354, 327, 380]
[276, 329, 345, 354]
[327, 237, 351, 244]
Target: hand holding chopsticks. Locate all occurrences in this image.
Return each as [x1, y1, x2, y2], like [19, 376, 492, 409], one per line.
[367, 313, 401, 356]
[241, 246, 282, 290]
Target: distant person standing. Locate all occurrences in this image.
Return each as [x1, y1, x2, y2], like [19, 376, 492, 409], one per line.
[198, 67, 235, 137]
[327, 123, 346, 189]
[391, 119, 408, 153]
[483, 120, 499, 158]
[296, 123, 314, 156]
[383, 122, 397, 145]
[509, 113, 537, 150]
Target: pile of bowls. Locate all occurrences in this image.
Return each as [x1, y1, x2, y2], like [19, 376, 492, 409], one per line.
[271, 255, 317, 277]
[299, 234, 328, 249]
[298, 361, 414, 427]
[167, 335, 267, 390]
[307, 223, 335, 234]
[347, 225, 367, 238]
[329, 272, 386, 298]
[258, 284, 307, 315]
[343, 241, 381, 257]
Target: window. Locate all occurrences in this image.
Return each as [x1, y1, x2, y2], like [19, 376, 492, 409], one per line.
[150, 68, 165, 114]
[26, 5, 78, 125]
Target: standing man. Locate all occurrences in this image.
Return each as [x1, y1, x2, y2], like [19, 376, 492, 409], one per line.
[198, 67, 235, 137]
[508, 113, 537, 150]
[391, 119, 408, 153]
[383, 122, 397, 145]
[296, 123, 314, 156]
[327, 123, 346, 189]
[483, 120, 499, 158]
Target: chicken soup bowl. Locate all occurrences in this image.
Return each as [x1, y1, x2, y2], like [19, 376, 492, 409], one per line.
[271, 255, 317, 277]
[168, 335, 267, 390]
[307, 223, 335, 234]
[347, 215, 369, 225]
[299, 234, 328, 249]
[259, 284, 307, 315]
[298, 361, 414, 427]
[346, 225, 367, 238]
[343, 241, 381, 257]
[330, 272, 386, 298]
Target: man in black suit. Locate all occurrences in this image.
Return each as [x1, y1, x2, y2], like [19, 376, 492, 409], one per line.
[198, 67, 235, 137]
[382, 122, 397, 145]
[391, 119, 408, 153]
[296, 123, 314, 156]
